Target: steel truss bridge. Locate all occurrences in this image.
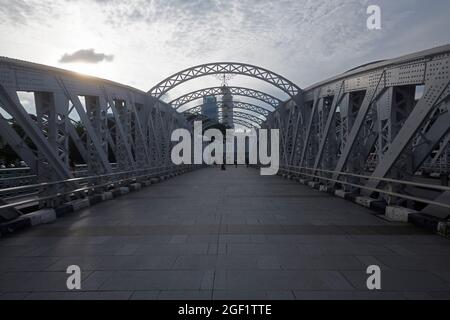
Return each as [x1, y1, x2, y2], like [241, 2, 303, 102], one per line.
[0, 45, 450, 235]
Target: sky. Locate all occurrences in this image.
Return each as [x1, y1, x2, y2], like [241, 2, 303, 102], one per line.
[1, 0, 450, 108]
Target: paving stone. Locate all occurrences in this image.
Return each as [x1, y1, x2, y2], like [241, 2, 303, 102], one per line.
[99, 270, 205, 291]
[0, 257, 61, 272]
[130, 291, 159, 300]
[25, 291, 132, 300]
[341, 270, 450, 291]
[213, 290, 269, 300]
[173, 255, 217, 270]
[158, 290, 212, 300]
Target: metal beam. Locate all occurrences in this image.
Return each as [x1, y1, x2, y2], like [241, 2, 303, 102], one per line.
[331, 71, 387, 185]
[56, 78, 113, 173]
[148, 62, 302, 99]
[184, 101, 272, 118]
[313, 82, 345, 171]
[364, 64, 450, 191]
[0, 85, 72, 180]
[171, 87, 282, 110]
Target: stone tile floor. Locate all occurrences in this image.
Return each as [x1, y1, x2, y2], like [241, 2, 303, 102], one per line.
[0, 166, 449, 300]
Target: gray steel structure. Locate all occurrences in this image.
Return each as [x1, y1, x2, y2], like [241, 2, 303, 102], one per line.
[1, 45, 450, 217]
[263, 45, 450, 214]
[0, 57, 190, 205]
[148, 62, 302, 99]
[170, 87, 282, 110]
[184, 101, 272, 119]
[184, 110, 262, 130]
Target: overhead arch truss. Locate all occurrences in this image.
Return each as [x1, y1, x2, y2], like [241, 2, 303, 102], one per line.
[186, 112, 262, 129]
[170, 86, 282, 110]
[267, 45, 450, 216]
[203, 118, 260, 130]
[218, 111, 263, 125]
[148, 62, 302, 99]
[184, 101, 271, 118]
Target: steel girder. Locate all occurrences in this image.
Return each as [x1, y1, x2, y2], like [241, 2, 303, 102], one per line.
[0, 114, 37, 172]
[410, 100, 450, 173]
[186, 105, 266, 127]
[203, 118, 255, 130]
[192, 112, 261, 129]
[232, 119, 257, 129]
[218, 111, 263, 125]
[183, 101, 272, 118]
[0, 58, 191, 200]
[148, 62, 302, 99]
[170, 87, 282, 110]
[0, 85, 72, 181]
[207, 117, 260, 129]
[263, 45, 450, 216]
[428, 132, 450, 169]
[2, 46, 450, 216]
[57, 78, 113, 174]
[363, 65, 450, 192]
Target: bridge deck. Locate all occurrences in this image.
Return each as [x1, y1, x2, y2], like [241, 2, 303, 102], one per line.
[1, 167, 450, 300]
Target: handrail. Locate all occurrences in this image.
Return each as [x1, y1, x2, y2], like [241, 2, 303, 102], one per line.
[280, 165, 450, 210]
[0, 165, 178, 194]
[0, 165, 190, 211]
[283, 165, 450, 192]
[0, 175, 37, 182]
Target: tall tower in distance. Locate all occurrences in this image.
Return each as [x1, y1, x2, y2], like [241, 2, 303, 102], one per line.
[221, 85, 234, 128]
[202, 95, 218, 122]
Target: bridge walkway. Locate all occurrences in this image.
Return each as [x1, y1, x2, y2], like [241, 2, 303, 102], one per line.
[1, 166, 449, 300]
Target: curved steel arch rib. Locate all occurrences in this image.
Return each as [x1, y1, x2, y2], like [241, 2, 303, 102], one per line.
[171, 87, 282, 110]
[219, 115, 262, 128]
[231, 116, 261, 128]
[219, 111, 264, 125]
[148, 62, 302, 99]
[206, 118, 259, 129]
[184, 101, 271, 118]
[185, 113, 260, 129]
[230, 119, 258, 129]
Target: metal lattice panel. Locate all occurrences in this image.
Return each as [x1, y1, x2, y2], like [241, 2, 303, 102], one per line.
[148, 62, 302, 99]
[170, 87, 282, 110]
[1, 45, 450, 214]
[183, 101, 272, 118]
[218, 111, 263, 125]
[263, 45, 450, 212]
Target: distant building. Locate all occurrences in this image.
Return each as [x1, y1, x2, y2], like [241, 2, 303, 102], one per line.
[202, 95, 218, 122]
[221, 86, 234, 128]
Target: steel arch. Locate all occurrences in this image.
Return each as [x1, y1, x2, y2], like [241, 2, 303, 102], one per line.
[219, 111, 264, 125]
[219, 115, 262, 128]
[148, 62, 302, 99]
[229, 119, 259, 129]
[220, 117, 260, 129]
[202, 118, 259, 130]
[184, 112, 260, 129]
[184, 101, 271, 118]
[171, 86, 282, 110]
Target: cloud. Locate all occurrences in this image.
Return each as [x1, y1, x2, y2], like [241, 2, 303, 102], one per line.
[1, 0, 450, 97]
[0, 0, 62, 26]
[59, 49, 114, 64]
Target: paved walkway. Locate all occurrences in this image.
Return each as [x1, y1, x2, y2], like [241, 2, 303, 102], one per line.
[1, 167, 450, 300]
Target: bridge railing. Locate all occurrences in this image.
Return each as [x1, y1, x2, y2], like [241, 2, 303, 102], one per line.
[0, 164, 195, 212]
[279, 165, 450, 211]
